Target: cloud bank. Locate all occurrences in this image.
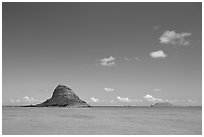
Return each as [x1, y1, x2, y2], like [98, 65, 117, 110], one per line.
[10, 96, 39, 103]
[159, 30, 191, 46]
[22, 96, 39, 102]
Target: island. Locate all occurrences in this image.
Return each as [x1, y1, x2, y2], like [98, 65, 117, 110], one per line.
[24, 84, 91, 108]
[150, 102, 173, 107]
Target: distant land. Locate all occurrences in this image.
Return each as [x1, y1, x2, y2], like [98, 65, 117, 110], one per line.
[23, 85, 91, 108]
[3, 105, 202, 108]
[2, 85, 201, 108]
[151, 102, 173, 107]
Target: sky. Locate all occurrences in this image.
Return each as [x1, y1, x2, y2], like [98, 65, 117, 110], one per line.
[2, 2, 202, 106]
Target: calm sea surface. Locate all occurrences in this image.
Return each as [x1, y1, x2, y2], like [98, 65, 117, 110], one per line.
[2, 106, 202, 135]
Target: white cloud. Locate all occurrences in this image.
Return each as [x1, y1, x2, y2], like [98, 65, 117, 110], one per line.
[10, 96, 39, 103]
[159, 30, 191, 46]
[104, 88, 114, 92]
[143, 94, 162, 102]
[22, 96, 39, 103]
[100, 56, 116, 66]
[90, 97, 99, 102]
[117, 96, 130, 102]
[150, 50, 167, 58]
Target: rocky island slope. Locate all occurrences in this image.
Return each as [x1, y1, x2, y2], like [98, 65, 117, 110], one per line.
[28, 85, 90, 107]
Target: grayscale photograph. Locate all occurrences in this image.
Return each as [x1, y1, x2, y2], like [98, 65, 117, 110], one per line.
[2, 2, 202, 135]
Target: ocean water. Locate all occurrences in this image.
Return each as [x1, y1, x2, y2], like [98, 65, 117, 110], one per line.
[2, 106, 202, 135]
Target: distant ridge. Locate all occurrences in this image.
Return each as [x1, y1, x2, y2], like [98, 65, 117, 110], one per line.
[151, 102, 173, 107]
[25, 84, 90, 108]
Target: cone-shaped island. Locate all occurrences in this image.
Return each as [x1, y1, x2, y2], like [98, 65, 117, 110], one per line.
[27, 84, 90, 107]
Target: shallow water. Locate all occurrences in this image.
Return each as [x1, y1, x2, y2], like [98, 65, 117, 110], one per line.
[2, 106, 202, 135]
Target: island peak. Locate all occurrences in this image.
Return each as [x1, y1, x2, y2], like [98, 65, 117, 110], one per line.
[34, 84, 90, 107]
